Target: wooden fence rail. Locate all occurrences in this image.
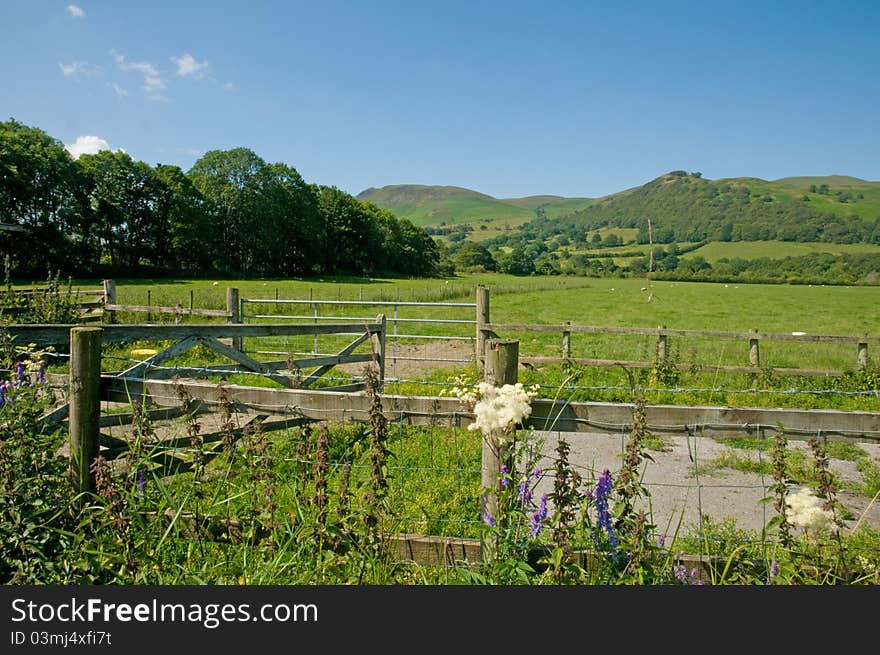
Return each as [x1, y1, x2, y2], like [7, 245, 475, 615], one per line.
[14, 326, 880, 569]
[475, 287, 875, 376]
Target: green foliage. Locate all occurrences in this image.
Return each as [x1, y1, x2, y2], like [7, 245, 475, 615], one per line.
[1, 119, 440, 280]
[0, 346, 81, 584]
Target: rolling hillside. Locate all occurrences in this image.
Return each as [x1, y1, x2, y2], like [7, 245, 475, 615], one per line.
[356, 185, 534, 227]
[359, 174, 880, 245]
[356, 185, 596, 235]
[503, 171, 880, 249]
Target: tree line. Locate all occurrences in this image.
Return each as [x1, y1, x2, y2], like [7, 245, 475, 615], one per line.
[0, 118, 440, 279]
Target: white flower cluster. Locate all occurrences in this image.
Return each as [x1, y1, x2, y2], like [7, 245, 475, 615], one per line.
[442, 375, 481, 405]
[471, 382, 539, 442]
[442, 376, 540, 442]
[785, 487, 836, 535]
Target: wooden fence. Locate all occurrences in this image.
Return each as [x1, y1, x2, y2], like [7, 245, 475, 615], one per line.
[13, 280, 871, 378]
[475, 286, 876, 376]
[0, 285, 105, 321]
[5, 322, 880, 570]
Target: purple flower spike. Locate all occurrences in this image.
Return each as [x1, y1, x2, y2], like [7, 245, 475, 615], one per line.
[483, 511, 495, 527]
[16, 362, 25, 381]
[529, 494, 548, 538]
[137, 470, 146, 493]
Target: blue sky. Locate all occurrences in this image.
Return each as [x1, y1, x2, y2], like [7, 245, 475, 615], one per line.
[2, 1, 878, 199]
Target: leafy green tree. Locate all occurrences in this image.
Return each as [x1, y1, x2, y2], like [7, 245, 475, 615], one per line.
[188, 148, 284, 274]
[496, 244, 535, 276]
[153, 164, 213, 272]
[453, 241, 496, 272]
[316, 185, 382, 276]
[0, 118, 80, 274]
[266, 163, 322, 276]
[78, 150, 164, 270]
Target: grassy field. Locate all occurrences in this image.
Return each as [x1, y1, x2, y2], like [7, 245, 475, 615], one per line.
[681, 240, 880, 263]
[75, 273, 877, 334]
[5, 273, 880, 586]
[15, 273, 880, 409]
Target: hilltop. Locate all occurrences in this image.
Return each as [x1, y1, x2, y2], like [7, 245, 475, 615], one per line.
[356, 184, 596, 240]
[505, 171, 880, 247]
[359, 173, 880, 245]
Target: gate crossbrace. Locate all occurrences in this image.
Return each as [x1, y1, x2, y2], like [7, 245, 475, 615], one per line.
[299, 329, 375, 388]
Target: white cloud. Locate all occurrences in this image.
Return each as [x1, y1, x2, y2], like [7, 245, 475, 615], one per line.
[222, 81, 235, 92]
[111, 82, 128, 97]
[59, 61, 99, 79]
[111, 50, 166, 96]
[171, 53, 208, 77]
[64, 135, 123, 159]
[67, 5, 85, 19]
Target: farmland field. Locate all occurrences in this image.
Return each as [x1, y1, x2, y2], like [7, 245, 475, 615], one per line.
[681, 240, 880, 263]
[28, 273, 876, 411]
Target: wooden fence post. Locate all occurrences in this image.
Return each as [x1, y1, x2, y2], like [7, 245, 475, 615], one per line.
[226, 287, 241, 351]
[858, 340, 868, 369]
[376, 313, 386, 388]
[69, 326, 103, 505]
[476, 285, 490, 368]
[562, 322, 571, 359]
[657, 326, 667, 362]
[481, 338, 518, 561]
[749, 330, 760, 367]
[102, 279, 116, 324]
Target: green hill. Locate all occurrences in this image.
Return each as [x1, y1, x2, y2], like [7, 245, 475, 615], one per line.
[504, 171, 880, 248]
[499, 195, 597, 218]
[356, 185, 535, 227]
[355, 185, 598, 241]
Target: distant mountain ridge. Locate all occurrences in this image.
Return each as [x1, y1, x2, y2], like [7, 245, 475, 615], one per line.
[358, 173, 880, 244]
[356, 184, 595, 227]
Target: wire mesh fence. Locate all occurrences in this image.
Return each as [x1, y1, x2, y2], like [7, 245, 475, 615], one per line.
[94, 385, 880, 565]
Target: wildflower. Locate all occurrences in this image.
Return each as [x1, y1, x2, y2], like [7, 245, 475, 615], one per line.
[483, 511, 495, 528]
[595, 468, 614, 534]
[137, 470, 146, 494]
[770, 560, 779, 577]
[785, 486, 835, 535]
[517, 479, 532, 505]
[593, 468, 619, 555]
[674, 564, 688, 582]
[500, 464, 510, 487]
[529, 494, 548, 538]
[657, 532, 666, 548]
[467, 381, 538, 443]
[15, 361, 25, 381]
[0, 380, 8, 408]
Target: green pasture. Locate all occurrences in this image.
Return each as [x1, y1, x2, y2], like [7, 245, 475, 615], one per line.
[18, 273, 880, 410]
[681, 240, 880, 263]
[393, 196, 532, 227]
